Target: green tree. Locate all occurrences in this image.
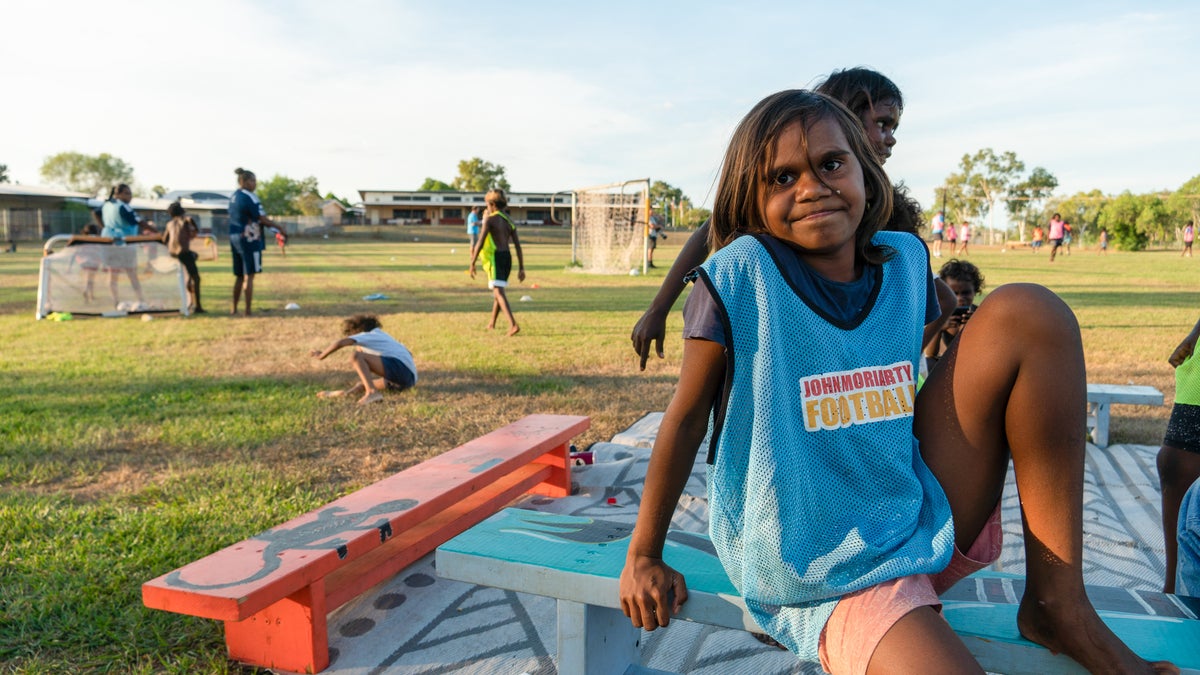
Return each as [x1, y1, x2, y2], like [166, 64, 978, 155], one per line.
[256, 174, 321, 216]
[1097, 191, 1148, 251]
[452, 158, 510, 192]
[649, 180, 687, 226]
[961, 149, 1024, 243]
[40, 151, 135, 196]
[0, 163, 8, 183]
[1167, 175, 1200, 231]
[1006, 167, 1057, 241]
[932, 172, 974, 226]
[1136, 194, 1171, 246]
[418, 178, 454, 191]
[324, 192, 353, 208]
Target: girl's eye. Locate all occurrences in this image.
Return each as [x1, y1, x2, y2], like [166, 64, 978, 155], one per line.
[821, 159, 844, 173]
[773, 172, 796, 187]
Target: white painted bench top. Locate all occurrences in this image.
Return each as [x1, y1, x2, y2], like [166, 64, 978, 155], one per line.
[1087, 383, 1165, 405]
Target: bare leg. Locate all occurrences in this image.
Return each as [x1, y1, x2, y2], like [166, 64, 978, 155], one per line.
[916, 284, 1173, 674]
[1157, 445, 1200, 593]
[350, 351, 388, 404]
[84, 269, 96, 302]
[125, 268, 145, 305]
[492, 287, 519, 336]
[488, 295, 500, 329]
[109, 269, 121, 306]
[232, 274, 244, 315]
[867, 607, 982, 675]
[243, 273, 254, 316]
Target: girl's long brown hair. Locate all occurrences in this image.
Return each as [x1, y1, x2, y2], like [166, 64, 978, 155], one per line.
[708, 90, 894, 265]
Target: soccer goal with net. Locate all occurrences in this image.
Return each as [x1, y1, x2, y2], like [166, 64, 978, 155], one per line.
[561, 179, 651, 274]
[37, 235, 188, 319]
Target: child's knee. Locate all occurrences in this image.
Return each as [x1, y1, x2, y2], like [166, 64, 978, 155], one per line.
[977, 284, 1078, 338]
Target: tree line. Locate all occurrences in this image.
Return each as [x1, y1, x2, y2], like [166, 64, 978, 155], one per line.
[932, 148, 1199, 251]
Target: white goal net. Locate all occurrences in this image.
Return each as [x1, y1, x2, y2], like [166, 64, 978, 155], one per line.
[37, 235, 187, 319]
[569, 179, 650, 274]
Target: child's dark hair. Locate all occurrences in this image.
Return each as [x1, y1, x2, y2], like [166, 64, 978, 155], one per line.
[485, 188, 508, 210]
[938, 258, 985, 294]
[81, 222, 99, 236]
[235, 167, 255, 185]
[815, 67, 904, 120]
[709, 89, 893, 264]
[108, 183, 132, 200]
[886, 183, 923, 236]
[342, 314, 381, 336]
[167, 201, 185, 218]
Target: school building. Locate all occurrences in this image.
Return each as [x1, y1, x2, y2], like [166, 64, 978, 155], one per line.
[357, 190, 571, 226]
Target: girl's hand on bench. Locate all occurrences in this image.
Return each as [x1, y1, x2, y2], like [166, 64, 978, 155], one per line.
[619, 554, 688, 630]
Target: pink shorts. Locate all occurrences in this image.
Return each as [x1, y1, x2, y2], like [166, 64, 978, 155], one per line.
[817, 506, 1003, 675]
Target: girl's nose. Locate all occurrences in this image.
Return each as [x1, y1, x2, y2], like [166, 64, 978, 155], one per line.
[794, 174, 832, 201]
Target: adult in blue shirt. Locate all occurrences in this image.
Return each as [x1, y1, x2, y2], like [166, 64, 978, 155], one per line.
[228, 167, 282, 316]
[100, 183, 152, 307]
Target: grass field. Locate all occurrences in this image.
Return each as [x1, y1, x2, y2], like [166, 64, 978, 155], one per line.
[0, 227, 1194, 673]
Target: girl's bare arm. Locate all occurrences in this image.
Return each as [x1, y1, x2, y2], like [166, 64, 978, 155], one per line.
[620, 337, 725, 629]
[631, 220, 711, 369]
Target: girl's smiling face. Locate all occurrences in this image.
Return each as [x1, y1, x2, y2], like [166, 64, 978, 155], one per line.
[761, 118, 866, 281]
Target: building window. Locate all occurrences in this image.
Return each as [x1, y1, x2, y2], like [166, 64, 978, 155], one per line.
[441, 195, 462, 202]
[443, 208, 463, 219]
[527, 210, 551, 221]
[525, 197, 549, 203]
[392, 209, 427, 218]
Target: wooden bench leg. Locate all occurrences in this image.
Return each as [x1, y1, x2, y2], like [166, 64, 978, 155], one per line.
[1090, 401, 1111, 448]
[529, 441, 572, 497]
[224, 579, 329, 673]
[557, 599, 641, 675]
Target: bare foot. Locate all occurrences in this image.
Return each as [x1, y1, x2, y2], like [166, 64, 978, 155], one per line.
[507, 324, 520, 337]
[1017, 595, 1178, 674]
[357, 390, 384, 405]
[316, 390, 346, 399]
[486, 323, 496, 330]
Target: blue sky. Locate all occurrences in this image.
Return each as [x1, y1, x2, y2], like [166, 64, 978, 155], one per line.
[4, 1, 1197, 224]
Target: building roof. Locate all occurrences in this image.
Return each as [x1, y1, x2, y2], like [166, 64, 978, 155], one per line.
[0, 184, 91, 199]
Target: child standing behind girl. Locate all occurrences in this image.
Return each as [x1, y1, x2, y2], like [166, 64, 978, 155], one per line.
[618, 90, 1173, 674]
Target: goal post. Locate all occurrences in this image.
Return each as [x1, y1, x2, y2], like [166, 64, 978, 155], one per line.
[561, 179, 651, 274]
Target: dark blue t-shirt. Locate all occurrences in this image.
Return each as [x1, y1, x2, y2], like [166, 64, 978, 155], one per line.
[228, 190, 264, 233]
[683, 233, 940, 344]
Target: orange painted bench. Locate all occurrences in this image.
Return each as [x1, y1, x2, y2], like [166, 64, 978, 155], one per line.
[142, 413, 589, 673]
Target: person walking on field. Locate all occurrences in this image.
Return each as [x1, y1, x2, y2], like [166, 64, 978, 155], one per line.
[1184, 221, 1195, 258]
[469, 188, 525, 336]
[1031, 225, 1044, 253]
[945, 219, 957, 255]
[1047, 213, 1065, 262]
[957, 221, 971, 255]
[1098, 227, 1109, 255]
[930, 210, 945, 258]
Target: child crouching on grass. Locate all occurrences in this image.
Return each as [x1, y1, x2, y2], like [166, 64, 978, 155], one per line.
[311, 314, 417, 405]
[618, 89, 1175, 674]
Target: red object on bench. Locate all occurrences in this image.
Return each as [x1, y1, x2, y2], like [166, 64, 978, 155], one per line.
[142, 413, 589, 673]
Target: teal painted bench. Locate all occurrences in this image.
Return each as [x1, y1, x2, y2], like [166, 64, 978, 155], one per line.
[1086, 383, 1164, 448]
[437, 507, 1200, 675]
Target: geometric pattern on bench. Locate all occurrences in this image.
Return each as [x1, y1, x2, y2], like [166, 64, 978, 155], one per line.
[142, 413, 589, 673]
[438, 507, 1200, 674]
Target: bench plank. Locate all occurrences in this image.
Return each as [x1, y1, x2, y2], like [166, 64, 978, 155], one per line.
[143, 414, 588, 673]
[438, 508, 1200, 674]
[1086, 384, 1163, 448]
